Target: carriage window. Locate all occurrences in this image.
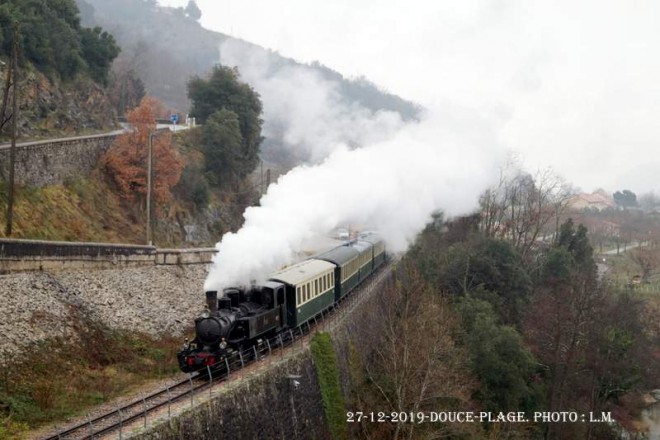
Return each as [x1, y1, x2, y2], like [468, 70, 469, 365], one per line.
[297, 287, 301, 305]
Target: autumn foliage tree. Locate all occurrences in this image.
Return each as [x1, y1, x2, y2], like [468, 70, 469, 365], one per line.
[102, 97, 184, 209]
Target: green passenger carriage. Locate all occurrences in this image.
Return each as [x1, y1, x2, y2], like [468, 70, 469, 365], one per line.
[268, 259, 336, 328]
[352, 240, 375, 283]
[359, 233, 386, 270]
[315, 245, 360, 301]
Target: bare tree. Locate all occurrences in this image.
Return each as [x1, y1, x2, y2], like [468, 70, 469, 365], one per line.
[525, 274, 607, 439]
[629, 247, 660, 283]
[349, 262, 477, 440]
[479, 161, 573, 260]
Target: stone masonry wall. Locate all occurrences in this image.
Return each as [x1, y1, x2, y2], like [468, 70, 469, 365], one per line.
[0, 238, 217, 273]
[139, 353, 331, 440]
[0, 132, 119, 187]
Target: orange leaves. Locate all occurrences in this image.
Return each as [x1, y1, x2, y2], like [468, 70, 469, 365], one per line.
[102, 97, 184, 207]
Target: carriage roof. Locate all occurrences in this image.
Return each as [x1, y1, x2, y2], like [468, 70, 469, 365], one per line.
[314, 245, 360, 266]
[268, 259, 335, 286]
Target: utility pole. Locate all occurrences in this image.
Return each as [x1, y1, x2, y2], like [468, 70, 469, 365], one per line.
[146, 131, 154, 245]
[145, 128, 167, 245]
[5, 22, 18, 236]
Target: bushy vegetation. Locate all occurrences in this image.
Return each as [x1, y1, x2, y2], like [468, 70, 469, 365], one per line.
[311, 332, 347, 440]
[0, 313, 181, 438]
[0, 0, 119, 83]
[402, 212, 660, 439]
[188, 66, 263, 188]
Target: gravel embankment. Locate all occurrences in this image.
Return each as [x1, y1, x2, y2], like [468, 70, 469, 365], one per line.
[0, 265, 208, 355]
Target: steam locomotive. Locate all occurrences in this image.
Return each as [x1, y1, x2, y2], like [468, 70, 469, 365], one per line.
[177, 233, 386, 372]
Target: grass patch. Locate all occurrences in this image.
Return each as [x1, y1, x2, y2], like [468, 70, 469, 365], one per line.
[0, 175, 143, 243]
[0, 316, 181, 438]
[603, 250, 660, 296]
[310, 332, 347, 440]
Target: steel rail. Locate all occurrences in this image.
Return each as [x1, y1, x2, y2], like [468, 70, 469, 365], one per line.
[42, 257, 397, 440]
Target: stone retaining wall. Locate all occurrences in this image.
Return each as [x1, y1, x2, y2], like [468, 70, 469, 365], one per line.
[0, 132, 120, 187]
[138, 353, 330, 440]
[0, 238, 216, 273]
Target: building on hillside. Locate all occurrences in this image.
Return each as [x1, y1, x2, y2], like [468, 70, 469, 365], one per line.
[568, 192, 616, 211]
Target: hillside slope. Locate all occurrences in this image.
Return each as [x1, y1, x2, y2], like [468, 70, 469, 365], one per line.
[78, 0, 419, 118]
[77, 0, 421, 165]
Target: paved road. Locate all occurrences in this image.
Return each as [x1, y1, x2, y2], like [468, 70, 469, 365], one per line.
[601, 241, 642, 256]
[0, 123, 191, 150]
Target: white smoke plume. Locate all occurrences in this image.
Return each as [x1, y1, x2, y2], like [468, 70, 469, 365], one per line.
[204, 107, 503, 291]
[218, 39, 407, 163]
[204, 37, 505, 291]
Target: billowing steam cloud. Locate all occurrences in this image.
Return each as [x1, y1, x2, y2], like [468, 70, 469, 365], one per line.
[205, 38, 503, 290]
[218, 39, 407, 164]
[204, 109, 503, 291]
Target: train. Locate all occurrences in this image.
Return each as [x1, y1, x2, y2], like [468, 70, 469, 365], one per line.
[177, 232, 386, 373]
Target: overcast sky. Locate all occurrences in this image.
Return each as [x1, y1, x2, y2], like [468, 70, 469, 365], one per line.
[158, 0, 660, 195]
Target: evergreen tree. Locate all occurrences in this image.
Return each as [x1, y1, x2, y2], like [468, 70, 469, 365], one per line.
[544, 218, 596, 282]
[613, 189, 638, 208]
[185, 0, 202, 21]
[80, 26, 120, 85]
[457, 296, 540, 413]
[0, 0, 118, 82]
[201, 109, 244, 186]
[188, 66, 263, 187]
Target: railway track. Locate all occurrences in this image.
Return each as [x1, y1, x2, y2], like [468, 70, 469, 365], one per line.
[42, 257, 397, 440]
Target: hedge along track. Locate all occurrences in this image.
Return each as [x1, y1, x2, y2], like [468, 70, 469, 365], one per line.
[41, 256, 398, 440]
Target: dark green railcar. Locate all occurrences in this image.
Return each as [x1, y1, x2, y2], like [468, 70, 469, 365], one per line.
[268, 259, 336, 328]
[351, 240, 375, 283]
[359, 233, 386, 270]
[315, 245, 360, 301]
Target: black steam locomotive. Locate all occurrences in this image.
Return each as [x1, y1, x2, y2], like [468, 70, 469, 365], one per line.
[177, 234, 386, 372]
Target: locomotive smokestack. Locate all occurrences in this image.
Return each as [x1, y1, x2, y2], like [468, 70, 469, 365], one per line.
[205, 291, 218, 314]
